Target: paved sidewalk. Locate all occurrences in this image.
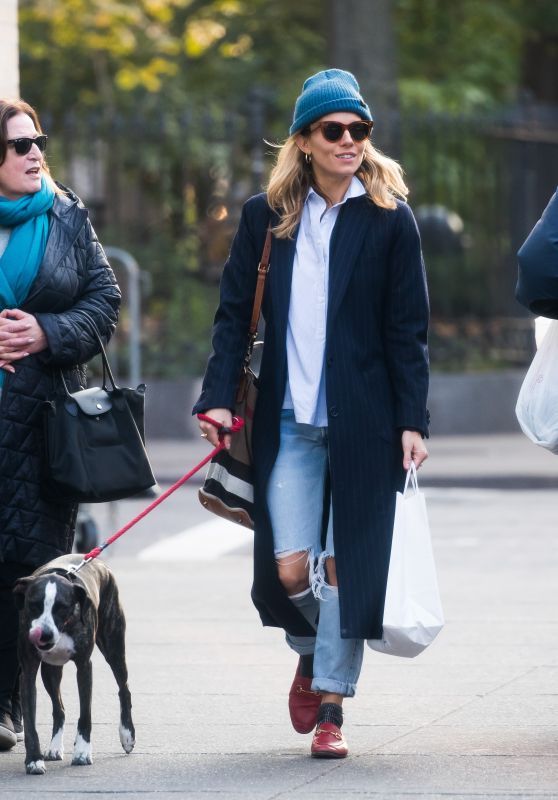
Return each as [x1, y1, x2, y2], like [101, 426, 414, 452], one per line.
[2, 433, 558, 799]
[147, 430, 558, 488]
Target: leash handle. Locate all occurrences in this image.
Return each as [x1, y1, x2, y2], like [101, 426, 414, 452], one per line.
[197, 413, 245, 439]
[76, 417, 245, 569]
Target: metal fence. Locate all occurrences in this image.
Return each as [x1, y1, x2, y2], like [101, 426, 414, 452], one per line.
[40, 102, 558, 373]
[403, 105, 558, 368]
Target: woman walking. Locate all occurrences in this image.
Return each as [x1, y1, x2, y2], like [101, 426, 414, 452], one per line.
[0, 99, 120, 750]
[195, 69, 430, 758]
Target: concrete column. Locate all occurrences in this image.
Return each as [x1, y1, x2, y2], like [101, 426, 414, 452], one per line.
[0, 0, 20, 98]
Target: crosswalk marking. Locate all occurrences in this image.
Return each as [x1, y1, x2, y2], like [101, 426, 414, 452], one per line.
[137, 518, 252, 561]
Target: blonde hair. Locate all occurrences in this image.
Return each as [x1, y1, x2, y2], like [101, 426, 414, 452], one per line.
[266, 135, 408, 239]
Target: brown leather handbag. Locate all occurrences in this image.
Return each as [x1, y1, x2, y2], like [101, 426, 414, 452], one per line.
[198, 226, 272, 528]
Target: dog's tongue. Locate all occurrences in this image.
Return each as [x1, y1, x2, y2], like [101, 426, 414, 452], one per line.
[29, 627, 43, 645]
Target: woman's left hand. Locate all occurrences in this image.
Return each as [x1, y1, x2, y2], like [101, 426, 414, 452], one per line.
[401, 430, 428, 470]
[0, 308, 48, 364]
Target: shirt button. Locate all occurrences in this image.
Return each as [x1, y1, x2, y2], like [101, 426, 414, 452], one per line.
[329, 405, 339, 418]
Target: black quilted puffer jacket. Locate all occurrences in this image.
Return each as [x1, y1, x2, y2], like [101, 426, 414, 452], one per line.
[0, 187, 121, 568]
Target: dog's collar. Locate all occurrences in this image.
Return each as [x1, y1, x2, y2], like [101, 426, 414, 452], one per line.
[42, 567, 79, 582]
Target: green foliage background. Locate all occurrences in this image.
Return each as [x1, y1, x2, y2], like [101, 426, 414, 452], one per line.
[17, 0, 558, 373]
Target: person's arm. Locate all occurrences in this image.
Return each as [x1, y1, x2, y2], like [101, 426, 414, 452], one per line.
[193, 198, 267, 416]
[383, 203, 430, 461]
[516, 188, 558, 316]
[34, 218, 121, 366]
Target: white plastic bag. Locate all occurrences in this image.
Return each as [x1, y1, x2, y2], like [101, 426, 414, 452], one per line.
[516, 319, 558, 454]
[368, 463, 444, 658]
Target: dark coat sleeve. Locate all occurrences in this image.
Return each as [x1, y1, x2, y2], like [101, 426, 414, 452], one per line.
[34, 219, 121, 366]
[516, 188, 558, 318]
[383, 202, 430, 435]
[193, 195, 269, 414]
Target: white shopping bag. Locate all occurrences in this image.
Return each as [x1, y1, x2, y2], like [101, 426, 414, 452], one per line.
[368, 463, 444, 658]
[515, 319, 558, 454]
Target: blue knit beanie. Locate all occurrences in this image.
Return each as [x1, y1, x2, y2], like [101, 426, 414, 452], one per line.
[290, 69, 372, 135]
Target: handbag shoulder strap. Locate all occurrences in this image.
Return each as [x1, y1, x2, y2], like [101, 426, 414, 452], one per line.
[59, 313, 119, 396]
[82, 314, 120, 391]
[248, 225, 272, 337]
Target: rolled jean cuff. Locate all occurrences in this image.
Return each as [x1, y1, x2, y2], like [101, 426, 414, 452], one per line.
[286, 634, 316, 656]
[311, 676, 357, 698]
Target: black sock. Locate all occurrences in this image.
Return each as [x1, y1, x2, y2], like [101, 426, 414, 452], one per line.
[317, 702, 343, 728]
[299, 653, 314, 678]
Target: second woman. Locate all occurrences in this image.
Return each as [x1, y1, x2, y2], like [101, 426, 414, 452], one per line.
[195, 69, 430, 758]
[0, 99, 120, 750]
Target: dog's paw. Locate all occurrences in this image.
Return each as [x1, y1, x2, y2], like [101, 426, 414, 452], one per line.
[44, 727, 64, 760]
[71, 753, 92, 766]
[44, 746, 64, 761]
[71, 733, 92, 766]
[119, 723, 135, 754]
[26, 759, 46, 775]
[71, 750, 92, 766]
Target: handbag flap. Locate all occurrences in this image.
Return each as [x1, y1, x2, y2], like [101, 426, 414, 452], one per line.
[65, 387, 112, 416]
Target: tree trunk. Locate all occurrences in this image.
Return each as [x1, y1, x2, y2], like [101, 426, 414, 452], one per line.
[328, 0, 400, 157]
[521, 34, 558, 104]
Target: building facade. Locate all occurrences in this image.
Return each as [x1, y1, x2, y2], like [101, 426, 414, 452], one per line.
[0, 0, 19, 98]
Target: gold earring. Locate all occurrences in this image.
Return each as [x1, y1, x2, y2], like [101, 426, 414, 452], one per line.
[305, 152, 312, 165]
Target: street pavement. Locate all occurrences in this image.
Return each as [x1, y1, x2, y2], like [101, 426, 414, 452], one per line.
[2, 432, 558, 799]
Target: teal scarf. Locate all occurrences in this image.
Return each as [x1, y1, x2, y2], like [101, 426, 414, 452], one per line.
[0, 178, 55, 385]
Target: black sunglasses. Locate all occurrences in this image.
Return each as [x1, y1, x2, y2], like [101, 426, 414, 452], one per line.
[310, 120, 373, 143]
[7, 135, 48, 156]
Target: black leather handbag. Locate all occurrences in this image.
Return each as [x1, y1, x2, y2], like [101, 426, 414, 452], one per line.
[42, 329, 156, 504]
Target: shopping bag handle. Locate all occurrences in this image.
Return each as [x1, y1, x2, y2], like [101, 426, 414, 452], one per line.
[403, 461, 419, 495]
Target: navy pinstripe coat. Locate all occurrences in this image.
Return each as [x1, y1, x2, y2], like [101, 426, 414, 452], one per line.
[193, 191, 429, 639]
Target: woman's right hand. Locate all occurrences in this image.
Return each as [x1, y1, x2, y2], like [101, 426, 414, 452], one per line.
[0, 309, 48, 372]
[0, 309, 33, 371]
[199, 408, 233, 449]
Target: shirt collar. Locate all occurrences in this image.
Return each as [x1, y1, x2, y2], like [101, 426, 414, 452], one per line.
[306, 176, 366, 209]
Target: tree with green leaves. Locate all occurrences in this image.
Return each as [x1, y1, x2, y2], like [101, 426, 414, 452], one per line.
[17, 0, 558, 373]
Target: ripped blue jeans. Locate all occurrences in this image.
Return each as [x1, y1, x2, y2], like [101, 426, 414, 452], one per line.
[267, 409, 364, 697]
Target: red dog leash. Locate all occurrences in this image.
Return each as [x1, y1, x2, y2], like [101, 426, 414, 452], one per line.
[68, 415, 244, 576]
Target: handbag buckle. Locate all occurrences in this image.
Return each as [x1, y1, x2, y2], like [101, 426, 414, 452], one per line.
[65, 387, 112, 417]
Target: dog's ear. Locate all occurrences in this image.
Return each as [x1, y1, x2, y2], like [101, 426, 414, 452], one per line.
[12, 577, 34, 610]
[73, 584, 90, 623]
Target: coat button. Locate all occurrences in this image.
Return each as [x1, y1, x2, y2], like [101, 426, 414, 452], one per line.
[329, 405, 339, 418]
[326, 355, 334, 366]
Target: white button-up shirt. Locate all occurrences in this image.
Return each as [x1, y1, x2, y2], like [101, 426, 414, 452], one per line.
[283, 176, 366, 426]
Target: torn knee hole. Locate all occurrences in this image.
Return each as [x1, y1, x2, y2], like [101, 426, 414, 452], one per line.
[275, 549, 313, 595]
[275, 549, 310, 567]
[311, 551, 337, 599]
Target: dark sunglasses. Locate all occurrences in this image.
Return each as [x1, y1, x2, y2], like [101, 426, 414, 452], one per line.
[310, 120, 373, 143]
[6, 135, 48, 156]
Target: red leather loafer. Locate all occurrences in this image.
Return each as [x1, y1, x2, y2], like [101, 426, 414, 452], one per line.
[311, 722, 348, 758]
[288, 660, 321, 734]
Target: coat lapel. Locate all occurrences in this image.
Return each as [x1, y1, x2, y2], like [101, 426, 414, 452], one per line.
[268, 228, 297, 346]
[327, 196, 371, 334]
